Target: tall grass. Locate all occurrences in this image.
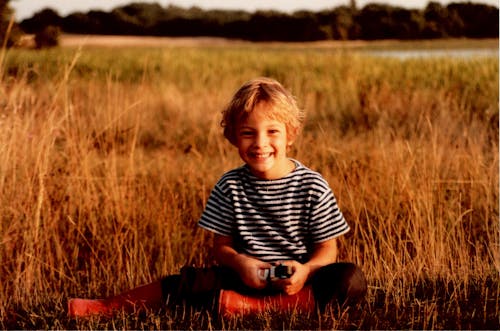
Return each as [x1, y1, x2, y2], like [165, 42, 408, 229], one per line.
[0, 42, 498, 329]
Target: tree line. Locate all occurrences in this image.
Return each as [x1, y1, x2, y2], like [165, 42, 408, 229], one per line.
[15, 1, 500, 41]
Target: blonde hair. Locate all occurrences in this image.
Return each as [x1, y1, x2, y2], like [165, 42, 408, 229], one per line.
[221, 77, 305, 145]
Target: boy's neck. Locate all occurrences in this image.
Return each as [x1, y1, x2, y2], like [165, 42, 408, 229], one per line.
[246, 158, 298, 180]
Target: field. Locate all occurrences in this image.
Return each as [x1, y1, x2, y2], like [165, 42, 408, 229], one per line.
[0, 36, 498, 329]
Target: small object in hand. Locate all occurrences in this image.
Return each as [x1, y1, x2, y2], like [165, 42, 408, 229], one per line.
[270, 264, 293, 280]
[258, 263, 293, 281]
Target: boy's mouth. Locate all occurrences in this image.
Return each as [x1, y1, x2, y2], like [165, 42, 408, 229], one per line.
[250, 152, 273, 160]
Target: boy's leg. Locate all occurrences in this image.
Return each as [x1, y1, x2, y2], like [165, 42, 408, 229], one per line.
[168, 265, 269, 313]
[167, 267, 220, 310]
[215, 267, 315, 316]
[68, 266, 228, 318]
[310, 262, 367, 311]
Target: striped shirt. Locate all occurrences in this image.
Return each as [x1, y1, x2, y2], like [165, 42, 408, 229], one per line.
[198, 159, 349, 263]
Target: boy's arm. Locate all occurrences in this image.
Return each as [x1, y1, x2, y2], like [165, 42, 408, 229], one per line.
[213, 234, 271, 289]
[304, 237, 338, 276]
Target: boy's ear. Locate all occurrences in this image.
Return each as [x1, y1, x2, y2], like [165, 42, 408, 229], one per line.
[287, 129, 298, 146]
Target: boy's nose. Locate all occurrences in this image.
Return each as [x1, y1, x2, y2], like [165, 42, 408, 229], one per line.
[254, 133, 269, 147]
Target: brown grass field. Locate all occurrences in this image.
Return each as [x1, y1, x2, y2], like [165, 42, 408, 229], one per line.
[0, 35, 498, 329]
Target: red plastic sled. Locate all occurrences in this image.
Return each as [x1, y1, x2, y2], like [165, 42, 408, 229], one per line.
[68, 298, 117, 317]
[218, 285, 315, 317]
[68, 286, 315, 318]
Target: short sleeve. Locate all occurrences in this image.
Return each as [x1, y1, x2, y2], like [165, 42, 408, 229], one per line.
[309, 189, 350, 243]
[198, 183, 234, 236]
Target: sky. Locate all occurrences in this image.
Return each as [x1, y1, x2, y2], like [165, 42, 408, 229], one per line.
[10, 0, 500, 20]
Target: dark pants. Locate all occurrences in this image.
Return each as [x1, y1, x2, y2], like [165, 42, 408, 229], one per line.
[161, 262, 367, 312]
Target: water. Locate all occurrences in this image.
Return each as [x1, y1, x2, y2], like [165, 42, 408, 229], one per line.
[365, 48, 499, 59]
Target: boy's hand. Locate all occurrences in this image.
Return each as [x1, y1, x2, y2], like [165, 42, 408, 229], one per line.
[213, 234, 272, 289]
[234, 254, 271, 289]
[272, 261, 310, 295]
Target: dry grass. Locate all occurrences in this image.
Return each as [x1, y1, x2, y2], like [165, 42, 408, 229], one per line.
[0, 39, 498, 329]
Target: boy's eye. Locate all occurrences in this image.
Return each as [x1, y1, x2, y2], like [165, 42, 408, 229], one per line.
[240, 131, 254, 136]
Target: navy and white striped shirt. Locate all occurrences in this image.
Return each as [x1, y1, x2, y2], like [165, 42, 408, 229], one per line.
[198, 159, 349, 263]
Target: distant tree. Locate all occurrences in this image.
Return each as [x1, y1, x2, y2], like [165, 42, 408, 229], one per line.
[61, 10, 115, 35]
[85, 10, 115, 34]
[358, 4, 396, 39]
[16, 0, 499, 41]
[424, 1, 447, 22]
[357, 4, 426, 40]
[109, 8, 143, 35]
[391, 8, 425, 39]
[112, 2, 167, 34]
[246, 10, 289, 41]
[423, 2, 446, 38]
[448, 3, 498, 38]
[443, 7, 465, 37]
[350, 0, 357, 11]
[19, 8, 61, 33]
[291, 10, 329, 41]
[61, 12, 92, 34]
[34, 25, 60, 48]
[332, 6, 360, 40]
[0, 0, 22, 47]
[212, 9, 251, 39]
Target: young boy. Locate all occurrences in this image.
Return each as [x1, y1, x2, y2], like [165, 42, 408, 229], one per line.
[68, 77, 367, 317]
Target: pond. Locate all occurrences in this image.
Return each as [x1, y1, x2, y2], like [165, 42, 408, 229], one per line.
[364, 47, 499, 59]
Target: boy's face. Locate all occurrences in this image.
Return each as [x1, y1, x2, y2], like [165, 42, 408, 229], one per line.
[236, 103, 294, 180]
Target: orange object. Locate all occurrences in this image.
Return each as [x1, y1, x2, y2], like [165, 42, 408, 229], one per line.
[67, 281, 163, 318]
[218, 285, 315, 317]
[67, 298, 118, 317]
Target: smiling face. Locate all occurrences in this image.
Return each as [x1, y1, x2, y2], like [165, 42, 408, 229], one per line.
[236, 102, 295, 180]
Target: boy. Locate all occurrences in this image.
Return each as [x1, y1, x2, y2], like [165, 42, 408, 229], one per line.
[68, 77, 367, 317]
